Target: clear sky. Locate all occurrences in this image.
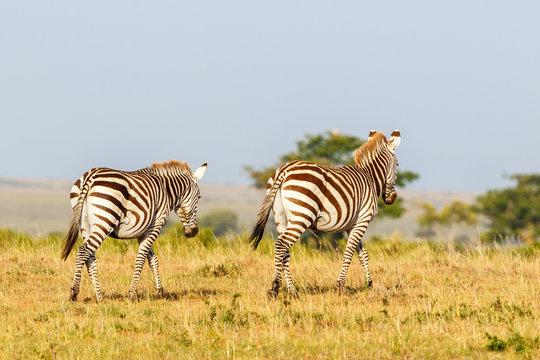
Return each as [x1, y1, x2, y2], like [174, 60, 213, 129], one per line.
[1, 1, 538, 192]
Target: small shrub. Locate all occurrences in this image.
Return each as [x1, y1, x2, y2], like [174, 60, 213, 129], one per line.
[485, 332, 506, 352]
[197, 263, 240, 278]
[172, 330, 192, 347]
[485, 331, 539, 353]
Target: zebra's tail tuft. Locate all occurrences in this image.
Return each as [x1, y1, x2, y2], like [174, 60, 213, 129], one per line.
[61, 204, 82, 261]
[249, 194, 273, 250]
[249, 169, 286, 250]
[61, 180, 91, 261]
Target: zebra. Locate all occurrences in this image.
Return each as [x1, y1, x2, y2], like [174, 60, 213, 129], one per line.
[61, 160, 207, 301]
[249, 130, 401, 298]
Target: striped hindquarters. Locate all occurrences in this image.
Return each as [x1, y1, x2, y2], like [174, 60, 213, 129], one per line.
[66, 168, 165, 249]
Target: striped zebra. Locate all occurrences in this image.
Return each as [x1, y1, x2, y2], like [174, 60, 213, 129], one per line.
[249, 130, 401, 298]
[61, 160, 207, 301]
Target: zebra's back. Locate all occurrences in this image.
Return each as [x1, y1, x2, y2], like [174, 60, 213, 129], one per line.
[270, 160, 376, 233]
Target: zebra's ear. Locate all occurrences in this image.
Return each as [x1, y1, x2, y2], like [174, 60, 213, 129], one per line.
[388, 130, 401, 150]
[368, 130, 377, 140]
[193, 162, 207, 182]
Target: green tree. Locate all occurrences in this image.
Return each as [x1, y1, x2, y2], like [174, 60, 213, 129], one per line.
[245, 130, 419, 218]
[476, 174, 540, 243]
[199, 209, 238, 237]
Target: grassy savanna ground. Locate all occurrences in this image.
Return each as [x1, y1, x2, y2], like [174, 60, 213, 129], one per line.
[0, 228, 538, 359]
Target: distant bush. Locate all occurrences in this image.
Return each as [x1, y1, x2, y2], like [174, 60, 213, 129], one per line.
[199, 209, 238, 237]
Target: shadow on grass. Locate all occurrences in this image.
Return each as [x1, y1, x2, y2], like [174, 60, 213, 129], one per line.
[81, 288, 221, 303]
[297, 282, 370, 296]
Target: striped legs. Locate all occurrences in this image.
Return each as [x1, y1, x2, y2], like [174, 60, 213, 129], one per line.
[337, 219, 370, 294]
[282, 250, 297, 296]
[270, 200, 300, 299]
[356, 241, 372, 288]
[70, 229, 109, 301]
[70, 243, 91, 301]
[129, 221, 165, 301]
[86, 252, 103, 301]
[146, 247, 164, 297]
[268, 225, 306, 299]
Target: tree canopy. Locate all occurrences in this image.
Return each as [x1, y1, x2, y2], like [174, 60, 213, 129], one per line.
[476, 174, 540, 242]
[245, 131, 419, 218]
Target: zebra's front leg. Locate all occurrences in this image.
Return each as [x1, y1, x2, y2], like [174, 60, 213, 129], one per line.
[146, 247, 164, 297]
[86, 252, 104, 302]
[337, 222, 369, 295]
[129, 225, 163, 301]
[356, 241, 372, 288]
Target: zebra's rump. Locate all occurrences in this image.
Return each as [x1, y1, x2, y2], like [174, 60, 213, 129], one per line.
[70, 168, 165, 240]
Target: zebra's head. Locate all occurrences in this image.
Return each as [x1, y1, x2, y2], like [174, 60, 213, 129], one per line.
[175, 162, 207, 238]
[383, 130, 401, 205]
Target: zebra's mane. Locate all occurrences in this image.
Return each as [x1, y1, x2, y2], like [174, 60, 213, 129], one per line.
[353, 132, 389, 168]
[149, 160, 192, 176]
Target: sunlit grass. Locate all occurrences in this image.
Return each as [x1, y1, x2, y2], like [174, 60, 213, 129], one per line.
[0, 229, 538, 359]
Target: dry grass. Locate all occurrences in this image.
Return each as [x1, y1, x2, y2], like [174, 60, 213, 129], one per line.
[0, 229, 538, 359]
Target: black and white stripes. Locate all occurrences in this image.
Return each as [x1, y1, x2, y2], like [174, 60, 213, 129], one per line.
[62, 160, 207, 301]
[249, 130, 401, 298]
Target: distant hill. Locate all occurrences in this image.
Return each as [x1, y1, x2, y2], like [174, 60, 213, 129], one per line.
[0, 178, 479, 239]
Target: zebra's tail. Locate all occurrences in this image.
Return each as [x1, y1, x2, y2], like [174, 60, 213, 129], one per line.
[249, 169, 286, 250]
[61, 179, 91, 261]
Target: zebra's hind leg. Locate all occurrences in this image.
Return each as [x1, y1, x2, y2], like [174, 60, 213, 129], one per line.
[268, 227, 304, 300]
[70, 243, 92, 301]
[146, 247, 164, 297]
[70, 239, 106, 301]
[356, 241, 372, 288]
[86, 252, 104, 301]
[69, 217, 111, 301]
[282, 250, 299, 299]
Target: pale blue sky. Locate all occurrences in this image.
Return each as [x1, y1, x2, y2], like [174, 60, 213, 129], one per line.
[1, 1, 539, 191]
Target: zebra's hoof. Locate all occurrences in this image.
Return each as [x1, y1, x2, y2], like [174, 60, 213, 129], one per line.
[95, 292, 104, 302]
[128, 290, 139, 302]
[157, 288, 164, 298]
[70, 289, 78, 302]
[336, 282, 345, 296]
[266, 289, 278, 300]
[366, 279, 373, 288]
[287, 291, 300, 300]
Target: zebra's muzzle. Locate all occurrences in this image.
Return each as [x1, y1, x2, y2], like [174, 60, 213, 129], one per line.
[384, 191, 397, 205]
[184, 226, 199, 238]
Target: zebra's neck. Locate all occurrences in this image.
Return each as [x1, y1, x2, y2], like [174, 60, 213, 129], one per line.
[148, 168, 191, 209]
[357, 149, 391, 198]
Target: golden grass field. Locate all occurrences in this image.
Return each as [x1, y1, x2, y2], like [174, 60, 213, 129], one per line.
[0, 228, 538, 359]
